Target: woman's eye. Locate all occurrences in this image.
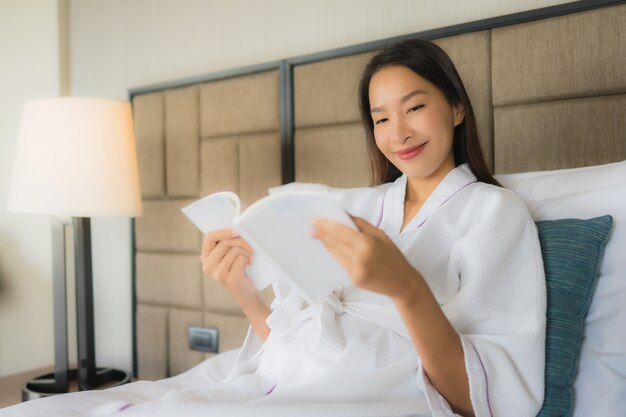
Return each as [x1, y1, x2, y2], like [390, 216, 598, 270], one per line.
[409, 104, 424, 113]
[375, 118, 388, 125]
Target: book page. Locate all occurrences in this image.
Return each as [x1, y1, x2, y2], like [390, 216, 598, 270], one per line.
[235, 193, 356, 305]
[180, 191, 240, 233]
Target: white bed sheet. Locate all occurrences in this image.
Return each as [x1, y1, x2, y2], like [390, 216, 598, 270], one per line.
[0, 349, 430, 417]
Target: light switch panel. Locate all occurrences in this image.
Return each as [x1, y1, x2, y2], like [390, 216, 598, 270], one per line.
[188, 326, 219, 353]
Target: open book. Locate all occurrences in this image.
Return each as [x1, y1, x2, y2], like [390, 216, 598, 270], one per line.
[181, 190, 356, 305]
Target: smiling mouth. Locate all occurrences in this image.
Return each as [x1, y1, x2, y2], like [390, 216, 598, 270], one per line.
[396, 142, 427, 160]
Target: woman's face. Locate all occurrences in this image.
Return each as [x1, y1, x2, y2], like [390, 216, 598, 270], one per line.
[369, 65, 464, 181]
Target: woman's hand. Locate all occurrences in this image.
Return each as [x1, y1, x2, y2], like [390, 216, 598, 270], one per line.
[200, 228, 271, 341]
[311, 215, 420, 301]
[200, 228, 256, 304]
[313, 217, 473, 415]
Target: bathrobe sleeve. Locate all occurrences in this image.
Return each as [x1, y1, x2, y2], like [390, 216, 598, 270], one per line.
[418, 187, 546, 417]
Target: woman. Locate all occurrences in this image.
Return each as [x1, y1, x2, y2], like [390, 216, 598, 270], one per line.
[199, 39, 546, 417]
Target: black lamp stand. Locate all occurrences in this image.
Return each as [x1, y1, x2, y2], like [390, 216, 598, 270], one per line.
[22, 217, 131, 400]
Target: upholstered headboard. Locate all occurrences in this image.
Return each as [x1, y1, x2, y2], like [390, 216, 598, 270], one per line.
[130, 2, 626, 380]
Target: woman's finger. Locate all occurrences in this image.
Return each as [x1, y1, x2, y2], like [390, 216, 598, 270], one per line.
[228, 236, 255, 254]
[311, 218, 361, 245]
[350, 215, 387, 238]
[229, 253, 248, 278]
[213, 246, 251, 282]
[201, 228, 238, 262]
[314, 225, 355, 259]
[202, 240, 232, 276]
[201, 235, 217, 263]
[319, 235, 355, 271]
[313, 223, 364, 277]
[202, 234, 254, 265]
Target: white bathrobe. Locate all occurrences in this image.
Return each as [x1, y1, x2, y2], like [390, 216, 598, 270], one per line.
[0, 164, 546, 417]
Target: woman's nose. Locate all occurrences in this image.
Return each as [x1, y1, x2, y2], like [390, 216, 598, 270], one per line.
[391, 116, 413, 144]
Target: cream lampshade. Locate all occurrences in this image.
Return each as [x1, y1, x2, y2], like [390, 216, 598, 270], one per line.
[8, 97, 142, 217]
[7, 97, 142, 399]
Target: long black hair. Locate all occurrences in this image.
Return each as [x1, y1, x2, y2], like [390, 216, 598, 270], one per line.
[358, 38, 499, 186]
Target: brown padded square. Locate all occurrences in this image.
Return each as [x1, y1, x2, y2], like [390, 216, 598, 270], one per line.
[204, 312, 251, 355]
[202, 275, 276, 316]
[136, 253, 203, 309]
[135, 200, 200, 252]
[434, 31, 494, 172]
[295, 123, 371, 187]
[238, 132, 282, 206]
[165, 86, 200, 197]
[294, 52, 377, 128]
[136, 305, 168, 380]
[494, 94, 626, 173]
[202, 275, 245, 316]
[200, 136, 239, 197]
[133, 92, 165, 197]
[199, 71, 280, 138]
[492, 4, 626, 106]
[168, 309, 205, 376]
[258, 286, 275, 307]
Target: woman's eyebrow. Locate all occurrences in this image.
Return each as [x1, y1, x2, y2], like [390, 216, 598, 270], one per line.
[370, 89, 427, 113]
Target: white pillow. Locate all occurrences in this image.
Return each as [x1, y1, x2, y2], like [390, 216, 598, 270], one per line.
[496, 160, 626, 417]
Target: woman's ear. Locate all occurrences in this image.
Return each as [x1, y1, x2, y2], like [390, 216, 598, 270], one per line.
[453, 103, 465, 127]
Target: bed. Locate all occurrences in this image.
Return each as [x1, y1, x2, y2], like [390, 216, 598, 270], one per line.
[1, 1, 624, 416]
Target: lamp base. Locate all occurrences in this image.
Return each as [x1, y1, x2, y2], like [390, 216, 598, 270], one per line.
[22, 368, 131, 401]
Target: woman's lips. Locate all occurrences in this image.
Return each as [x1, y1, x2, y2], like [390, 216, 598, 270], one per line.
[396, 143, 427, 160]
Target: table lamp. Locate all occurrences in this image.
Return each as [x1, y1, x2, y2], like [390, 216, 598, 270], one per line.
[6, 97, 142, 399]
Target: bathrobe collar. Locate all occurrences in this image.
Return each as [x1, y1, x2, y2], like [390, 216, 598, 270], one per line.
[379, 163, 477, 235]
